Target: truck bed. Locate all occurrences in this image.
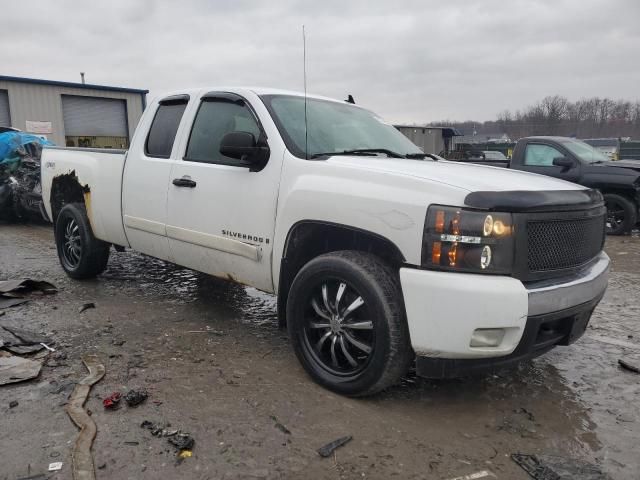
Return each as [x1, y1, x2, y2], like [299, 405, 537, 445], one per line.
[41, 146, 129, 247]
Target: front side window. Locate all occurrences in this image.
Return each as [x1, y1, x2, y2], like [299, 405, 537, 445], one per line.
[561, 139, 609, 164]
[145, 101, 188, 158]
[260, 94, 423, 159]
[523, 144, 564, 166]
[184, 99, 261, 165]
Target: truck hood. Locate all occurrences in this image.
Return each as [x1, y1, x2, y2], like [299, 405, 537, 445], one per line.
[326, 156, 583, 193]
[588, 160, 640, 174]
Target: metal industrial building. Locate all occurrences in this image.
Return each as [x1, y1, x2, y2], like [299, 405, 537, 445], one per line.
[0, 75, 148, 148]
[395, 125, 462, 155]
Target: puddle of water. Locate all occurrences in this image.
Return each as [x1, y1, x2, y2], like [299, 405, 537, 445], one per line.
[103, 250, 278, 325]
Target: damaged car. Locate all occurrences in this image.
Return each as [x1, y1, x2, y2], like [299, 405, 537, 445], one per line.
[0, 130, 52, 221]
[41, 87, 609, 396]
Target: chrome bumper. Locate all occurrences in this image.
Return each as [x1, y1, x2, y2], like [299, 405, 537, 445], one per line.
[527, 252, 610, 316]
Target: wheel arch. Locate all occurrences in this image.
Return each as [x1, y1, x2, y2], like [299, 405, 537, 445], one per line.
[50, 171, 89, 227]
[277, 220, 407, 327]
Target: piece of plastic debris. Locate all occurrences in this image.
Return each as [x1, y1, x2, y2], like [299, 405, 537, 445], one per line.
[125, 389, 148, 407]
[270, 415, 291, 435]
[317, 436, 353, 458]
[169, 433, 195, 450]
[178, 449, 193, 459]
[0, 279, 56, 309]
[40, 343, 55, 352]
[618, 358, 640, 374]
[141, 420, 178, 437]
[447, 471, 496, 480]
[48, 462, 63, 471]
[103, 392, 122, 409]
[9, 400, 18, 408]
[511, 454, 609, 480]
[0, 355, 42, 385]
[66, 355, 105, 480]
[0, 325, 53, 354]
[78, 303, 95, 314]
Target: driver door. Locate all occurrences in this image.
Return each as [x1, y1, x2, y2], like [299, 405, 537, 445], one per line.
[519, 143, 581, 183]
[165, 92, 281, 293]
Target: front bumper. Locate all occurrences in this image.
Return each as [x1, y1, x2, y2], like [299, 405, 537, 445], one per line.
[400, 252, 609, 377]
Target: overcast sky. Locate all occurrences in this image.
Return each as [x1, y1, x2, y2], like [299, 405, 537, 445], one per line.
[2, 0, 639, 123]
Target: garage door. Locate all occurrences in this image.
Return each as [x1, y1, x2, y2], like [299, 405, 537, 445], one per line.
[0, 90, 10, 127]
[62, 95, 128, 137]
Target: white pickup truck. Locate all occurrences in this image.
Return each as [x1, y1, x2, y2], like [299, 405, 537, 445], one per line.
[41, 87, 610, 396]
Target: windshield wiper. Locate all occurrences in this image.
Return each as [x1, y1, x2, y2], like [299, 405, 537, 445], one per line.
[311, 148, 412, 159]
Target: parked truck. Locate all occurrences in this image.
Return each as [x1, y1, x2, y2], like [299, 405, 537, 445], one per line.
[451, 136, 640, 235]
[41, 88, 609, 396]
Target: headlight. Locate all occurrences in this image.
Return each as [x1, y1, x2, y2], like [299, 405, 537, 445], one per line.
[422, 205, 515, 274]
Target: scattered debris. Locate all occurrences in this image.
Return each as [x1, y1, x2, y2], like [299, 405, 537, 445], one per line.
[66, 355, 105, 480]
[9, 400, 18, 408]
[187, 329, 224, 335]
[47, 462, 63, 472]
[0, 355, 42, 385]
[0, 279, 56, 309]
[169, 433, 195, 450]
[0, 325, 53, 355]
[0, 279, 57, 295]
[511, 454, 611, 480]
[141, 420, 178, 437]
[78, 303, 95, 314]
[102, 392, 122, 410]
[0, 297, 29, 309]
[270, 415, 291, 435]
[618, 358, 640, 374]
[40, 343, 55, 352]
[447, 471, 495, 480]
[124, 389, 148, 407]
[317, 436, 353, 458]
[178, 449, 193, 459]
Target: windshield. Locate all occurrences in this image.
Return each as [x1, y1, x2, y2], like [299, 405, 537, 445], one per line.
[260, 94, 423, 159]
[561, 138, 609, 164]
[482, 151, 507, 160]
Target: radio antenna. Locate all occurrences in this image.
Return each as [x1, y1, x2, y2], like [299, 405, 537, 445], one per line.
[303, 25, 308, 159]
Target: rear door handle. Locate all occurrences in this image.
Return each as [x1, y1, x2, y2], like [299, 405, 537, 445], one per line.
[172, 177, 197, 188]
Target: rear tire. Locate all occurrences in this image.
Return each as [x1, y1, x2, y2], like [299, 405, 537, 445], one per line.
[287, 251, 412, 396]
[604, 193, 636, 235]
[55, 203, 110, 279]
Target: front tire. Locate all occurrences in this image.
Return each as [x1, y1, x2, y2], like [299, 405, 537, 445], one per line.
[55, 203, 110, 279]
[604, 193, 637, 235]
[287, 251, 412, 396]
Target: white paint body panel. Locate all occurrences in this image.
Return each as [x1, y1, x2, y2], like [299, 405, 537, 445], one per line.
[40, 86, 599, 363]
[400, 268, 529, 358]
[41, 147, 129, 247]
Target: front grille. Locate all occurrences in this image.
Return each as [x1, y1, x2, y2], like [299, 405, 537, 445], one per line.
[527, 214, 605, 272]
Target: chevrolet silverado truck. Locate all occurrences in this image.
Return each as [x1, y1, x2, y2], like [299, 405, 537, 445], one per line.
[40, 88, 610, 396]
[453, 136, 640, 235]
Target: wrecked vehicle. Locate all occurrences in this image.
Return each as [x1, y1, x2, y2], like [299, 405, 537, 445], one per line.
[0, 131, 52, 221]
[40, 88, 609, 396]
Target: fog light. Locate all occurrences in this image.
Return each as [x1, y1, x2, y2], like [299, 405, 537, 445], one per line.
[470, 328, 505, 347]
[483, 215, 493, 236]
[480, 245, 492, 269]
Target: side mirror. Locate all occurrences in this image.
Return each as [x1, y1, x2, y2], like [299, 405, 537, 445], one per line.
[219, 131, 269, 171]
[552, 156, 576, 170]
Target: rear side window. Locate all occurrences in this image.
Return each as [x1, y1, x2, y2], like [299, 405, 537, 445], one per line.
[145, 100, 188, 158]
[184, 99, 261, 165]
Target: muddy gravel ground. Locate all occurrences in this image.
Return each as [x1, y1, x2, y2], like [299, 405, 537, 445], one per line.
[1, 224, 639, 480]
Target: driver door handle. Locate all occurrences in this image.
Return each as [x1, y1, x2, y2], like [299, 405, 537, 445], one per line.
[172, 177, 197, 188]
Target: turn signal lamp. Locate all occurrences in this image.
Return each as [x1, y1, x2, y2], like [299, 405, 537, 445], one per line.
[422, 206, 515, 274]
